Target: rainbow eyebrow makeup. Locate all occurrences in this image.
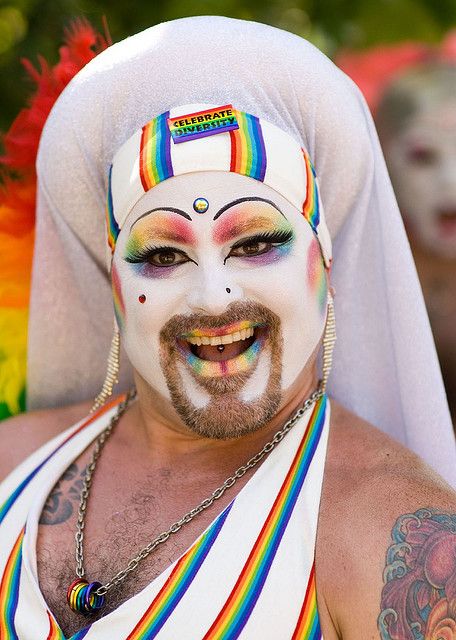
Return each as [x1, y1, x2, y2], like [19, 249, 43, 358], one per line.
[213, 201, 293, 244]
[212, 201, 295, 267]
[125, 213, 195, 257]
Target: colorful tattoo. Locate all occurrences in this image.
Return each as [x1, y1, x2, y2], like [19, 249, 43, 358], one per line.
[378, 508, 456, 639]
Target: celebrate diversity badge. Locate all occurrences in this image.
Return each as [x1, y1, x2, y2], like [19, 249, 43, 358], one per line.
[168, 105, 239, 143]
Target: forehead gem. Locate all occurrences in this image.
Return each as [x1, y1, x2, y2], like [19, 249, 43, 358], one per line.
[193, 197, 209, 214]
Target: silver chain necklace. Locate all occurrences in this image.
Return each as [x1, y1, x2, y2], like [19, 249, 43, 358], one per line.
[67, 387, 323, 614]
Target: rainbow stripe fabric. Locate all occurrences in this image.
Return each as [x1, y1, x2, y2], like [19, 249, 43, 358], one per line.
[126, 503, 232, 639]
[202, 395, 327, 639]
[302, 150, 320, 232]
[291, 563, 321, 639]
[139, 112, 174, 192]
[0, 398, 123, 527]
[0, 527, 24, 639]
[229, 111, 267, 182]
[106, 165, 120, 253]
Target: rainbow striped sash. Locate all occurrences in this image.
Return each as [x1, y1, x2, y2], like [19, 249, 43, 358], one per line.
[202, 395, 326, 639]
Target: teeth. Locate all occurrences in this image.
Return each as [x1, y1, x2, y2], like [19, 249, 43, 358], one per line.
[185, 326, 256, 346]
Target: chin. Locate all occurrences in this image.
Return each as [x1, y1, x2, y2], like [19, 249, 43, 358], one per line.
[157, 301, 284, 439]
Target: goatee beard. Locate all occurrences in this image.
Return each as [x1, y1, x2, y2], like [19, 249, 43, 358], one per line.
[159, 301, 283, 439]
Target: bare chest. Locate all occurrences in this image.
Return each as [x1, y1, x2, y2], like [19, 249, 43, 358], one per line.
[35, 459, 240, 637]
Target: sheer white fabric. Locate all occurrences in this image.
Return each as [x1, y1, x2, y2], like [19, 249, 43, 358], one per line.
[29, 16, 456, 485]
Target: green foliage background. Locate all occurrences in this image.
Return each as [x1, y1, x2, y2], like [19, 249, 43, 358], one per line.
[1, 0, 455, 131]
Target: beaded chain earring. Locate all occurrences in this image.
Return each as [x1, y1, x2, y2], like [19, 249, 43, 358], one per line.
[320, 294, 336, 392]
[90, 323, 121, 413]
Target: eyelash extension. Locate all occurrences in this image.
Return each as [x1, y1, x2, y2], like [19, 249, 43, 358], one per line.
[124, 244, 187, 264]
[230, 229, 294, 251]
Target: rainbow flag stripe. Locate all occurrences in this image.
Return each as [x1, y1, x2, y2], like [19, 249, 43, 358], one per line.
[302, 150, 320, 232]
[126, 503, 233, 639]
[46, 611, 65, 640]
[106, 164, 120, 253]
[0, 527, 24, 639]
[0, 397, 124, 527]
[139, 112, 174, 192]
[202, 395, 327, 640]
[291, 563, 321, 639]
[229, 111, 266, 182]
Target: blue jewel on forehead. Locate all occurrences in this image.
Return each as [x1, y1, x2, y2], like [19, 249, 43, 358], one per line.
[193, 197, 209, 214]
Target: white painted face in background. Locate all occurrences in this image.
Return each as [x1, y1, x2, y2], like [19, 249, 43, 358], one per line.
[112, 172, 328, 439]
[384, 99, 456, 259]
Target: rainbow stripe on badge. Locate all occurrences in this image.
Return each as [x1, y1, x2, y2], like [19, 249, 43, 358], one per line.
[302, 150, 320, 232]
[140, 112, 174, 190]
[168, 105, 239, 144]
[229, 111, 266, 182]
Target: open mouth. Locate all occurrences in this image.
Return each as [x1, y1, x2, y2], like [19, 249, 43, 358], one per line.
[437, 209, 456, 235]
[176, 321, 268, 377]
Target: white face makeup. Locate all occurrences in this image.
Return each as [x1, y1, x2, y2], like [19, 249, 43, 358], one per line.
[112, 171, 328, 438]
[385, 99, 456, 259]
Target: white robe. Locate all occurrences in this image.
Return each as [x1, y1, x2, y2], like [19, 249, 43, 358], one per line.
[0, 395, 329, 639]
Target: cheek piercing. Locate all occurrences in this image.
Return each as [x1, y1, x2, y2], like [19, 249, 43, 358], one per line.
[226, 288, 231, 293]
[138, 294, 146, 304]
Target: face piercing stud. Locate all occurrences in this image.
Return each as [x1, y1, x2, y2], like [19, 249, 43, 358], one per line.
[226, 287, 231, 293]
[138, 294, 146, 303]
[217, 345, 225, 353]
[193, 197, 209, 214]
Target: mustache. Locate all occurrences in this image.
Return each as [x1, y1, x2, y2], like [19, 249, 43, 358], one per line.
[159, 300, 278, 342]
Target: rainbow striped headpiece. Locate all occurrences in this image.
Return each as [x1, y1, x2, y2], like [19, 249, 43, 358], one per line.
[107, 104, 332, 266]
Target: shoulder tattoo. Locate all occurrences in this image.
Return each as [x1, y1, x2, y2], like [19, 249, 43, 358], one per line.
[378, 508, 456, 639]
[39, 463, 86, 525]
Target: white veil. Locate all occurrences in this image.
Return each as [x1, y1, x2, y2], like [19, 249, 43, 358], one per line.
[28, 16, 456, 485]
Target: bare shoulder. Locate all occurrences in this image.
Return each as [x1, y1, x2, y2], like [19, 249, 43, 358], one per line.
[0, 400, 93, 483]
[316, 399, 456, 640]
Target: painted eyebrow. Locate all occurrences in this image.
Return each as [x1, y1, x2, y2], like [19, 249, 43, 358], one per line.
[130, 206, 192, 230]
[213, 197, 285, 221]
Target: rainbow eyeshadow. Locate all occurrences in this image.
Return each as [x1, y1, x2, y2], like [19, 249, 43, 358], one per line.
[213, 203, 295, 266]
[178, 333, 265, 378]
[111, 263, 126, 331]
[124, 213, 195, 278]
[307, 238, 327, 314]
[213, 203, 292, 245]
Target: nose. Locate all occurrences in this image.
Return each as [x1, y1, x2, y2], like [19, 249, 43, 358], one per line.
[186, 268, 243, 315]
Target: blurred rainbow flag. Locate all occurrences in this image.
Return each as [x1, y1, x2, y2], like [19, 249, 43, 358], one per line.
[0, 19, 109, 419]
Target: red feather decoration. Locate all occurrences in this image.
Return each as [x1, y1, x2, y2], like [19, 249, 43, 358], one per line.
[0, 18, 109, 417]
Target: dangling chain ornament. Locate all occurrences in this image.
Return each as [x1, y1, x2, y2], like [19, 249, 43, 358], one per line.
[66, 386, 324, 614]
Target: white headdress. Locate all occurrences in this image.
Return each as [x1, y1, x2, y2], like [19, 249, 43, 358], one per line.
[29, 17, 456, 485]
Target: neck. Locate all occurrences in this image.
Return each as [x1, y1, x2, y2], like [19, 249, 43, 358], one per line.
[116, 363, 320, 474]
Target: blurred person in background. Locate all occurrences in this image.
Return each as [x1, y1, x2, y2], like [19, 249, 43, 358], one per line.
[338, 37, 456, 419]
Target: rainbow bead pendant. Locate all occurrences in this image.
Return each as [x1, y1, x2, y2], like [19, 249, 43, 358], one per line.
[67, 578, 105, 614]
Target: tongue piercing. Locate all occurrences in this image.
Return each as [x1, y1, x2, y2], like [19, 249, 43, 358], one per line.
[217, 345, 225, 353]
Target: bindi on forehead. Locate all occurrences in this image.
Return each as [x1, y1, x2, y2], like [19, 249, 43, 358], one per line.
[128, 212, 196, 245]
[213, 207, 290, 245]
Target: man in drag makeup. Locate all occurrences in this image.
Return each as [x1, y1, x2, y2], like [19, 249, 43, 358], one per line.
[1, 16, 456, 640]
